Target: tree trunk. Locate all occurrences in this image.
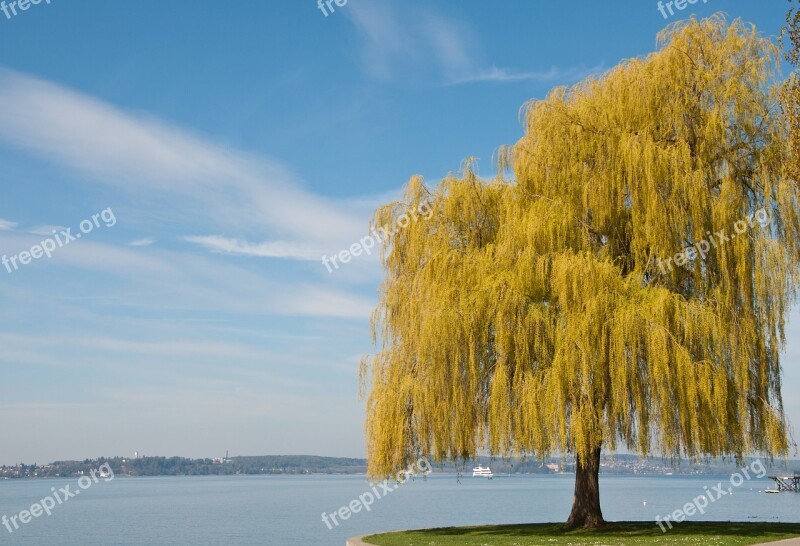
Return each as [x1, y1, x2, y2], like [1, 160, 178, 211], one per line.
[564, 447, 605, 530]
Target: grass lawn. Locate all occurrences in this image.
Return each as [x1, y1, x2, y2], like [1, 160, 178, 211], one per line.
[362, 522, 800, 546]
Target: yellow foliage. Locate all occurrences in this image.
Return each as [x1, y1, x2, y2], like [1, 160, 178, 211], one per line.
[362, 16, 800, 478]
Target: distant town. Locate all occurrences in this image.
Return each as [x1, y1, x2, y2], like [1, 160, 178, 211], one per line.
[0, 453, 796, 479]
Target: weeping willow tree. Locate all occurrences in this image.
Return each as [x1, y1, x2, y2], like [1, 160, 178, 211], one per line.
[361, 16, 800, 529]
[784, 1, 800, 180]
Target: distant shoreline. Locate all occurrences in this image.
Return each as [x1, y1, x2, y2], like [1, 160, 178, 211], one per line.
[2, 454, 796, 480]
[1, 471, 781, 477]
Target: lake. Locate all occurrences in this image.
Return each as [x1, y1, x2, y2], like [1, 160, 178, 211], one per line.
[0, 473, 798, 545]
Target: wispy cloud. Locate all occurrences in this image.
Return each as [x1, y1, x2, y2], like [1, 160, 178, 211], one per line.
[29, 224, 66, 236]
[0, 219, 17, 231]
[0, 68, 367, 257]
[184, 235, 322, 260]
[346, 1, 478, 83]
[345, 1, 600, 87]
[0, 228, 374, 319]
[0, 68, 381, 322]
[449, 66, 540, 85]
[346, 2, 411, 81]
[446, 64, 606, 85]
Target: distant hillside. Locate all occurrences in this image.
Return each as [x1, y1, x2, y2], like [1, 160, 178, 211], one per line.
[0, 455, 367, 478]
[233, 455, 366, 474]
[2, 453, 797, 479]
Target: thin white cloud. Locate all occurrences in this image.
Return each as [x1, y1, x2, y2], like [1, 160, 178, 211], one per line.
[345, 2, 408, 80]
[346, 1, 600, 87]
[453, 66, 548, 84]
[184, 235, 322, 260]
[0, 68, 366, 254]
[0, 231, 374, 319]
[72, 336, 268, 360]
[129, 237, 155, 247]
[0, 219, 17, 231]
[28, 224, 66, 236]
[346, 1, 476, 82]
[417, 10, 475, 81]
[447, 64, 607, 85]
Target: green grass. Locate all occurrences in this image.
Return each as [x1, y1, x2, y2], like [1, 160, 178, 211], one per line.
[362, 522, 800, 546]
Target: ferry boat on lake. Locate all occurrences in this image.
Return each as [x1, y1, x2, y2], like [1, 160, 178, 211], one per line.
[472, 465, 493, 478]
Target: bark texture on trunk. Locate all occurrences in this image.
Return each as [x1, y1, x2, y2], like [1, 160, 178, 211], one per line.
[564, 447, 605, 530]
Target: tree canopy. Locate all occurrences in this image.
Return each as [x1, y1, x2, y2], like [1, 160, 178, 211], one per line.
[362, 15, 800, 502]
[783, 1, 800, 181]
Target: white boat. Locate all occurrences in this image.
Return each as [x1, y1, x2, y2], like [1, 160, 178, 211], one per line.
[472, 465, 493, 478]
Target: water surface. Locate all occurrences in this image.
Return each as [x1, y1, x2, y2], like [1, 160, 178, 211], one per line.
[0, 474, 797, 545]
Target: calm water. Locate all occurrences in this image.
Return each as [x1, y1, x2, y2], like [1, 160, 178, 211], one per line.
[0, 474, 798, 545]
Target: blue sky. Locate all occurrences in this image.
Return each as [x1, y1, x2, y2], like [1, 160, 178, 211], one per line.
[0, 0, 795, 465]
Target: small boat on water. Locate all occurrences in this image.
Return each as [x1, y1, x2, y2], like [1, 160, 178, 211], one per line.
[472, 465, 493, 479]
